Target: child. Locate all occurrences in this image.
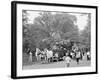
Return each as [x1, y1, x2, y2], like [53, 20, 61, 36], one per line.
[65, 55, 71, 67]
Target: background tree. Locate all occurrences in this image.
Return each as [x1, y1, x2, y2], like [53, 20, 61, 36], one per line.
[80, 14, 91, 48]
[22, 10, 33, 52]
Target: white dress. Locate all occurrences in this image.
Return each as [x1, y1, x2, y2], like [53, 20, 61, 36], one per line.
[29, 52, 32, 62]
[65, 56, 71, 63]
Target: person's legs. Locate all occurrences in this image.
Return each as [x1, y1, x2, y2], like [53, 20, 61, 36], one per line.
[76, 58, 78, 63]
[66, 62, 70, 67]
[87, 55, 89, 61]
[76, 58, 79, 64]
[80, 54, 82, 60]
[67, 63, 70, 67]
[48, 58, 50, 63]
[36, 55, 39, 62]
[87, 55, 91, 61]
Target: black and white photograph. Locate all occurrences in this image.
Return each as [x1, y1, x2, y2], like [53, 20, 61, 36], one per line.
[22, 10, 91, 69]
[11, 1, 97, 79]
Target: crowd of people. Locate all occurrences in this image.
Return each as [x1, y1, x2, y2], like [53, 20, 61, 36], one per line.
[27, 40, 91, 67]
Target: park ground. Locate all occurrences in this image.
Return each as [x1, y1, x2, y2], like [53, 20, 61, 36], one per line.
[23, 55, 91, 70]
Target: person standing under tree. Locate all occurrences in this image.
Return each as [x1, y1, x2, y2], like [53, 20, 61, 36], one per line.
[28, 50, 33, 63]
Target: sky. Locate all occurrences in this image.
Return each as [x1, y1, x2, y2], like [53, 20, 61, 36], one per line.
[70, 13, 88, 31]
[26, 11, 89, 31]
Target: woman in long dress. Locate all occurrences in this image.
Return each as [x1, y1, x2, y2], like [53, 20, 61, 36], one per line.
[28, 51, 33, 62]
[35, 48, 41, 62]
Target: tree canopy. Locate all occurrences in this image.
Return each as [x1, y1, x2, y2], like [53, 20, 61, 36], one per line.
[23, 11, 91, 52]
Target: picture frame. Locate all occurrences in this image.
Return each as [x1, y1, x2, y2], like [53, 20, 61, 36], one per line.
[11, 1, 98, 79]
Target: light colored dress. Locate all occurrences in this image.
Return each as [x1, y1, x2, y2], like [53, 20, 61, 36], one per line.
[76, 52, 81, 58]
[29, 52, 32, 62]
[65, 56, 71, 67]
[65, 56, 71, 63]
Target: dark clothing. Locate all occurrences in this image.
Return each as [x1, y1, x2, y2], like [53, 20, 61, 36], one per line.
[76, 58, 80, 64]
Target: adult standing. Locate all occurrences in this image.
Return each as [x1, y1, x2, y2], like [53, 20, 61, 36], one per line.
[28, 50, 33, 63]
[76, 50, 81, 64]
[87, 51, 91, 61]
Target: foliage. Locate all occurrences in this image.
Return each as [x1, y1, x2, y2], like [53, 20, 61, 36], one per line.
[80, 14, 91, 48]
[23, 11, 91, 53]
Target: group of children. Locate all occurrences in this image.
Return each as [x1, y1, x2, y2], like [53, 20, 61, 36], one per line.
[64, 50, 91, 67]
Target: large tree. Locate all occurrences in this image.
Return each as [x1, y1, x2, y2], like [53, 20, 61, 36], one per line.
[33, 12, 78, 40]
[23, 11, 79, 51]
